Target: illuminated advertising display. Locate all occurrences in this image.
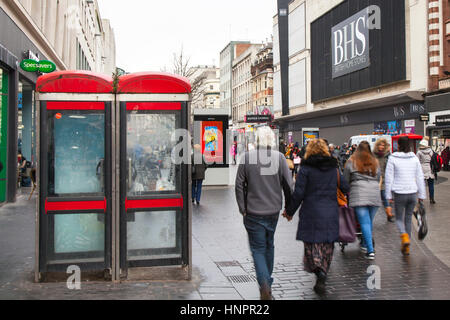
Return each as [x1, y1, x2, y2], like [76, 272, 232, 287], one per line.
[194, 115, 229, 168]
[201, 121, 224, 164]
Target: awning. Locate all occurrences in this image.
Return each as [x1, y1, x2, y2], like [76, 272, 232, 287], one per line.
[425, 92, 450, 112]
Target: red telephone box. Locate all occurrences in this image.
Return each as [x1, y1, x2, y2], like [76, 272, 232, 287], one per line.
[35, 71, 192, 282]
[116, 72, 192, 281]
[35, 71, 114, 281]
[392, 133, 423, 153]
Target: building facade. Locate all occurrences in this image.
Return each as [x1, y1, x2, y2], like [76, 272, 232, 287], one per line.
[220, 41, 251, 123]
[0, 0, 116, 203]
[188, 65, 220, 111]
[231, 43, 263, 127]
[425, 0, 450, 151]
[251, 43, 274, 117]
[273, 0, 431, 146]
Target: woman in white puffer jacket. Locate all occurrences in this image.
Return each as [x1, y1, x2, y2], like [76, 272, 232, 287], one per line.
[416, 139, 436, 204]
[385, 137, 426, 256]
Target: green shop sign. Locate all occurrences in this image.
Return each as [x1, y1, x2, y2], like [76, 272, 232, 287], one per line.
[20, 59, 56, 73]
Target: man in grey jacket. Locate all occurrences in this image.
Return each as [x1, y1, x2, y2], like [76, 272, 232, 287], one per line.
[235, 127, 293, 300]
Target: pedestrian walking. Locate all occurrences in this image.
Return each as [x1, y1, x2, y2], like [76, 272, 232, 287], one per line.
[416, 139, 436, 204]
[231, 140, 238, 165]
[373, 138, 395, 222]
[385, 136, 426, 256]
[329, 143, 340, 159]
[283, 138, 349, 294]
[289, 143, 300, 178]
[442, 146, 450, 171]
[192, 144, 207, 205]
[343, 141, 382, 260]
[279, 139, 287, 156]
[293, 152, 301, 179]
[338, 143, 351, 169]
[285, 143, 294, 159]
[235, 126, 293, 300]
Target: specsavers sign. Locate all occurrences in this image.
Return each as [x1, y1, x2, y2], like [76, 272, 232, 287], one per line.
[20, 59, 56, 73]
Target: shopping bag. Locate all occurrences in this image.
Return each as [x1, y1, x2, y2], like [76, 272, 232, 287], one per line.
[338, 206, 357, 243]
[413, 202, 428, 241]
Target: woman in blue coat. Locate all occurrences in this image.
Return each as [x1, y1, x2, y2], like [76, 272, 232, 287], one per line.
[283, 139, 350, 294]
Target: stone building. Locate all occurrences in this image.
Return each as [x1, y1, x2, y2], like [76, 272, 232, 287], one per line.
[0, 0, 116, 203]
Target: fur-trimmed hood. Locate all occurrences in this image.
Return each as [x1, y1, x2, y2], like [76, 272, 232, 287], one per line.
[303, 155, 338, 171]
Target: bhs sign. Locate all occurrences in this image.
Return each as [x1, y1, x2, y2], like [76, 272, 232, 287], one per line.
[332, 6, 380, 79]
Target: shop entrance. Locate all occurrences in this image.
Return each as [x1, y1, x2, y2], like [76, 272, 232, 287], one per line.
[18, 80, 36, 189]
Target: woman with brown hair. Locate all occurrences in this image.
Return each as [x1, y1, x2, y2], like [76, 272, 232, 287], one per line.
[343, 141, 382, 260]
[373, 138, 395, 222]
[283, 139, 349, 294]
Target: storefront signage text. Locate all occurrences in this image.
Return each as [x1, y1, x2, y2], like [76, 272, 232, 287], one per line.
[420, 114, 430, 122]
[20, 59, 56, 73]
[331, 6, 380, 79]
[393, 103, 426, 118]
[435, 115, 450, 126]
[245, 115, 272, 123]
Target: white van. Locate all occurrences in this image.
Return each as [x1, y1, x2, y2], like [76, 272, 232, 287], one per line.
[349, 135, 392, 151]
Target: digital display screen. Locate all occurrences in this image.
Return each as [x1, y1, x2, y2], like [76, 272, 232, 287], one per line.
[201, 121, 224, 164]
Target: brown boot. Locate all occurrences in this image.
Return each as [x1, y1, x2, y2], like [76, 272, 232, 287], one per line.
[401, 233, 410, 255]
[259, 285, 272, 300]
[385, 207, 395, 222]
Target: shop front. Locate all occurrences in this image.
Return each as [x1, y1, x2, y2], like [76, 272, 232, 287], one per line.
[425, 92, 450, 151]
[274, 0, 429, 148]
[275, 101, 428, 147]
[1, 5, 55, 203]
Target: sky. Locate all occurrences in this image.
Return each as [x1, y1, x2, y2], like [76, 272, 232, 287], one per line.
[97, 0, 277, 73]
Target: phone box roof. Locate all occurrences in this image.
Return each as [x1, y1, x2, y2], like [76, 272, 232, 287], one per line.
[36, 70, 113, 93]
[117, 72, 191, 94]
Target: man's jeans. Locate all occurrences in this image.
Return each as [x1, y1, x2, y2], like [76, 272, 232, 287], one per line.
[244, 213, 279, 290]
[393, 193, 417, 237]
[354, 206, 379, 254]
[192, 179, 203, 203]
[427, 178, 434, 200]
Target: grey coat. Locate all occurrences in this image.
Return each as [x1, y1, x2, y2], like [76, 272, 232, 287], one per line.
[235, 148, 293, 216]
[417, 147, 434, 180]
[343, 160, 382, 208]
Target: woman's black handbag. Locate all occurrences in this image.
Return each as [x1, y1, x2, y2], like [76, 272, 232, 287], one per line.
[414, 202, 428, 240]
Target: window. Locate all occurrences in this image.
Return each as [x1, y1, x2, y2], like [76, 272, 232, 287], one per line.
[76, 42, 91, 71]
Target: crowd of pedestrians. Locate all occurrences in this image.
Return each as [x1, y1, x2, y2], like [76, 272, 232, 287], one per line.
[235, 127, 436, 300]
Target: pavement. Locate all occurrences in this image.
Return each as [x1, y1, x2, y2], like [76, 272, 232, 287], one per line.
[1, 169, 450, 300]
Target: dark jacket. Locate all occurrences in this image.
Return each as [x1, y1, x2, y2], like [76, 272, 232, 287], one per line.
[192, 153, 207, 180]
[235, 148, 293, 216]
[286, 155, 350, 243]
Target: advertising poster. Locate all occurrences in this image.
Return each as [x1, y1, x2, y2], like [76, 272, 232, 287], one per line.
[404, 119, 415, 134]
[201, 121, 224, 164]
[303, 130, 319, 146]
[374, 121, 402, 136]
